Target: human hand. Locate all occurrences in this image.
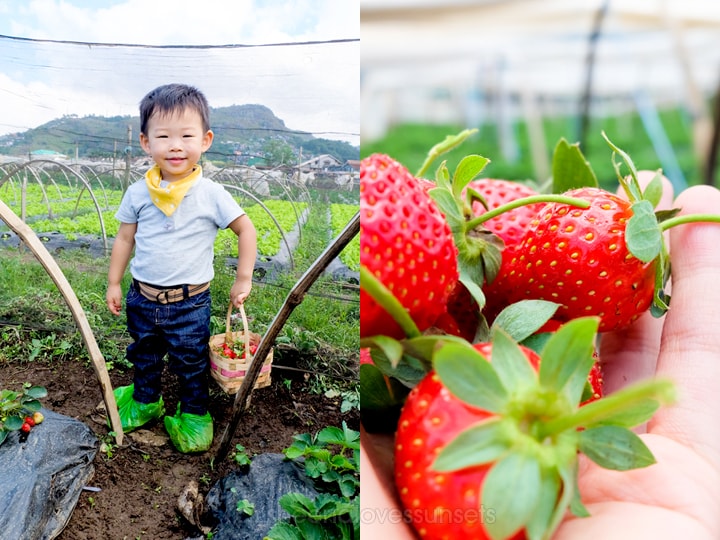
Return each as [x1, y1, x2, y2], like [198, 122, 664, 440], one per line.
[360, 180, 720, 539]
[106, 283, 123, 316]
[230, 279, 251, 307]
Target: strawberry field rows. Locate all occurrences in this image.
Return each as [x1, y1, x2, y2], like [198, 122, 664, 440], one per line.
[0, 180, 359, 276]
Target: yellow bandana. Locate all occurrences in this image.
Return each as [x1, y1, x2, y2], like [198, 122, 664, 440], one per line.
[145, 164, 202, 216]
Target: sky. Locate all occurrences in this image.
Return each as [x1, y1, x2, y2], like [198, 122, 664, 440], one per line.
[0, 0, 360, 145]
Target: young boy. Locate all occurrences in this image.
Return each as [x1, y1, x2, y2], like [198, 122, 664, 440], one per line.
[106, 83, 257, 453]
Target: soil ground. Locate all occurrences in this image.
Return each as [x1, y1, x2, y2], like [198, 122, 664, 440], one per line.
[0, 346, 359, 539]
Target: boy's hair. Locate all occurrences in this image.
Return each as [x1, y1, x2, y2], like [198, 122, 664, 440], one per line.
[139, 83, 211, 134]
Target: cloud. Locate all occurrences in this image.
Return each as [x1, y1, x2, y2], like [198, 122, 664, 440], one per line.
[0, 0, 359, 144]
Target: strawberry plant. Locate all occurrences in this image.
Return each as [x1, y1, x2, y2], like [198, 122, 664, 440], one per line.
[266, 422, 359, 540]
[0, 383, 47, 445]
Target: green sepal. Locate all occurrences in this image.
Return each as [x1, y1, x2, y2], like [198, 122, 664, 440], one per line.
[432, 418, 510, 472]
[489, 327, 538, 392]
[459, 270, 486, 311]
[579, 425, 656, 471]
[626, 200, 662, 262]
[538, 317, 599, 404]
[359, 363, 410, 433]
[595, 398, 660, 428]
[482, 452, 542, 540]
[361, 335, 403, 368]
[655, 208, 681, 223]
[569, 474, 591, 518]
[434, 342, 508, 413]
[359, 363, 408, 410]
[551, 138, 598, 194]
[642, 170, 664, 208]
[603, 131, 643, 202]
[401, 333, 471, 366]
[452, 154, 490, 200]
[525, 469, 561, 540]
[428, 186, 463, 225]
[491, 300, 560, 343]
[415, 128, 478, 178]
[362, 341, 428, 389]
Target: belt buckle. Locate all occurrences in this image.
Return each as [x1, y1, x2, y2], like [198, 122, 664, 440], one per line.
[156, 290, 171, 304]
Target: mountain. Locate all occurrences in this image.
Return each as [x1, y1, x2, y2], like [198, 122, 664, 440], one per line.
[0, 104, 359, 164]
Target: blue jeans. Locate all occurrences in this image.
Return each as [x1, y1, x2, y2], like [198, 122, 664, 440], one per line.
[125, 281, 211, 416]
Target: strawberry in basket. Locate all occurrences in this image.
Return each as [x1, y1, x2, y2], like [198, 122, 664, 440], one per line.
[217, 340, 257, 360]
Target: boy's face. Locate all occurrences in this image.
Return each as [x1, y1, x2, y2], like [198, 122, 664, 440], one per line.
[139, 107, 213, 182]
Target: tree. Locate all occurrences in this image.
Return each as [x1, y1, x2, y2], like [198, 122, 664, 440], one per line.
[263, 139, 295, 167]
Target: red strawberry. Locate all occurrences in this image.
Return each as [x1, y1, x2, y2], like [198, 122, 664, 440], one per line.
[360, 154, 458, 339]
[359, 347, 373, 365]
[394, 320, 670, 540]
[491, 187, 656, 332]
[466, 179, 544, 249]
[585, 359, 604, 403]
[395, 344, 525, 540]
[445, 179, 545, 334]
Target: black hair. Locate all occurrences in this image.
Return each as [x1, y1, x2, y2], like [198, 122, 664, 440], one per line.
[139, 83, 211, 135]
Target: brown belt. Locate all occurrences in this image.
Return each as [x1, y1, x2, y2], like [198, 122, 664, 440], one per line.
[133, 279, 210, 304]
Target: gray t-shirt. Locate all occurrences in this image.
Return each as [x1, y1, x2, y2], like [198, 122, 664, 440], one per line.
[115, 175, 244, 286]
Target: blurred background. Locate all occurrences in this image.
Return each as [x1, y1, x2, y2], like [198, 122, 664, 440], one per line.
[360, 0, 720, 191]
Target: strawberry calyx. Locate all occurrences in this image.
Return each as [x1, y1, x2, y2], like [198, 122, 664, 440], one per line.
[428, 158, 593, 307]
[430, 317, 675, 540]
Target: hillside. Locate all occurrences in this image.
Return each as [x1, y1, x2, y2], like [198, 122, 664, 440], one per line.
[0, 104, 359, 164]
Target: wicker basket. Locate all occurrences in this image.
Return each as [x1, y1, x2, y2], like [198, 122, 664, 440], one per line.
[209, 302, 273, 394]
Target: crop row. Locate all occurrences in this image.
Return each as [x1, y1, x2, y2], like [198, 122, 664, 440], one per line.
[1, 183, 359, 272]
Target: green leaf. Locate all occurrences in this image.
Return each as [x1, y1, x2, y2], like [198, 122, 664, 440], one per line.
[626, 200, 662, 263]
[642, 171, 664, 208]
[25, 386, 47, 399]
[433, 418, 510, 472]
[316, 426, 345, 446]
[434, 342, 508, 413]
[538, 317, 598, 402]
[483, 453, 542, 540]
[265, 520, 303, 540]
[551, 139, 598, 194]
[4, 416, 23, 430]
[491, 300, 560, 343]
[579, 425, 656, 471]
[452, 155, 490, 199]
[489, 327, 537, 392]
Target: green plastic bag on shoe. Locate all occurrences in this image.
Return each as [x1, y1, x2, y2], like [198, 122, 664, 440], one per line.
[110, 384, 165, 433]
[164, 404, 213, 453]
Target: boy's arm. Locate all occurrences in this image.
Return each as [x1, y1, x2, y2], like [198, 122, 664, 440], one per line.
[107, 222, 137, 315]
[228, 214, 257, 306]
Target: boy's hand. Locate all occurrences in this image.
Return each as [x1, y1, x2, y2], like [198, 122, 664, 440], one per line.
[107, 284, 123, 315]
[230, 279, 252, 307]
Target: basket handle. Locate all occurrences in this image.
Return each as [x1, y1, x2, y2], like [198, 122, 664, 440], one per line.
[224, 302, 250, 357]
